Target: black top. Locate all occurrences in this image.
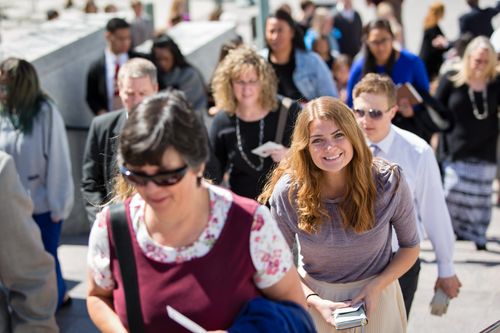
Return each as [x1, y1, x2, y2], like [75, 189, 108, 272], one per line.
[269, 55, 304, 101]
[435, 72, 500, 163]
[419, 25, 448, 80]
[206, 98, 301, 199]
[333, 11, 363, 59]
[459, 3, 500, 38]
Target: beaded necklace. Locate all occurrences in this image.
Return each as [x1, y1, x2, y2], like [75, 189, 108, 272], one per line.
[235, 117, 264, 171]
[468, 87, 489, 120]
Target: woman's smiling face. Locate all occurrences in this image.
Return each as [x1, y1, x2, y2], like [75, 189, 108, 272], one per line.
[308, 118, 353, 176]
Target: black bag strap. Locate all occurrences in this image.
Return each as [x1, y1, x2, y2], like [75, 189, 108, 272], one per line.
[275, 97, 293, 144]
[109, 204, 145, 333]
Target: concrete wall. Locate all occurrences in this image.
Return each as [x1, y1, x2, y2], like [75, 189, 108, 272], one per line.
[2, 13, 236, 234]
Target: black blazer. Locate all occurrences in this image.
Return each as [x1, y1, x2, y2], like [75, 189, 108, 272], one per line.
[81, 109, 127, 224]
[86, 51, 145, 115]
[459, 3, 500, 38]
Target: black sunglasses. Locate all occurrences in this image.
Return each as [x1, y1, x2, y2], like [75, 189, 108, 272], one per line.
[119, 164, 189, 187]
[353, 108, 391, 120]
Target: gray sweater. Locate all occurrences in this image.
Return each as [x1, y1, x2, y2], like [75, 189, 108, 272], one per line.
[0, 101, 74, 221]
[269, 162, 419, 283]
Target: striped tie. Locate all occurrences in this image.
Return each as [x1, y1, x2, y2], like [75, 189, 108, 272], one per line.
[370, 144, 381, 157]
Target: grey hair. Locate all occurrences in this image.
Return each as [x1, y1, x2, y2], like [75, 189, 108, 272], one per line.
[118, 57, 158, 86]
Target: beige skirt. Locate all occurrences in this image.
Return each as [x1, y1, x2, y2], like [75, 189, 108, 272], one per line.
[300, 268, 407, 333]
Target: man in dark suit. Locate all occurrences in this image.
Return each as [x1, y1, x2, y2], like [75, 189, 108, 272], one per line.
[86, 17, 144, 115]
[459, 0, 500, 38]
[81, 58, 158, 224]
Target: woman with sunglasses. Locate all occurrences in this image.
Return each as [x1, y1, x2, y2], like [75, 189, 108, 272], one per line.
[0, 58, 74, 309]
[262, 9, 338, 103]
[434, 36, 500, 251]
[207, 46, 301, 200]
[259, 97, 419, 332]
[346, 19, 432, 141]
[86, 90, 306, 332]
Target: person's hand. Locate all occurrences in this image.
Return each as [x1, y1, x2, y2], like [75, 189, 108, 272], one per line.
[208, 106, 220, 116]
[435, 275, 462, 298]
[397, 98, 414, 118]
[431, 35, 449, 49]
[268, 147, 289, 163]
[308, 295, 351, 325]
[350, 279, 383, 318]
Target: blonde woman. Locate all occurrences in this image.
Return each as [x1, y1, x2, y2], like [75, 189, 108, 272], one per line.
[435, 36, 500, 251]
[206, 46, 301, 200]
[259, 97, 420, 332]
[304, 7, 340, 55]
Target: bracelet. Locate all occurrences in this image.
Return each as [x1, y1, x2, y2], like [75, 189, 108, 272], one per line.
[306, 293, 320, 301]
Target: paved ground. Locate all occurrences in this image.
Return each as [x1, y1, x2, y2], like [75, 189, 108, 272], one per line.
[56, 202, 500, 332]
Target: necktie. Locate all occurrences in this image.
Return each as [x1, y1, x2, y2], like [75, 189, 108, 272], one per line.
[112, 61, 123, 110]
[370, 144, 381, 157]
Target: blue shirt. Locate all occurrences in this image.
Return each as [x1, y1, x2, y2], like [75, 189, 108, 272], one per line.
[346, 49, 430, 106]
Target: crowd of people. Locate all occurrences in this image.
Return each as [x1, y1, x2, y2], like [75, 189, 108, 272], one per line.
[1, 0, 500, 332]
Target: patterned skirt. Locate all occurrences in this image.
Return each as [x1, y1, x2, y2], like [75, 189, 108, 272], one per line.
[443, 159, 497, 246]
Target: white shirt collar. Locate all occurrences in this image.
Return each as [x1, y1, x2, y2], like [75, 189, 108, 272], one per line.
[368, 126, 395, 157]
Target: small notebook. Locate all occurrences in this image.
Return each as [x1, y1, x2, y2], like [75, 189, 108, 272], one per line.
[396, 82, 423, 106]
[430, 288, 450, 316]
[332, 303, 368, 330]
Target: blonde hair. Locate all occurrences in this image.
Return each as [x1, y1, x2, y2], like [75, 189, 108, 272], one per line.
[450, 36, 498, 87]
[211, 46, 278, 115]
[311, 7, 332, 33]
[259, 97, 377, 234]
[423, 2, 445, 30]
[352, 73, 397, 107]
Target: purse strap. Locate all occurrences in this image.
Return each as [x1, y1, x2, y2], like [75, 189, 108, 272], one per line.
[109, 203, 145, 333]
[275, 97, 293, 144]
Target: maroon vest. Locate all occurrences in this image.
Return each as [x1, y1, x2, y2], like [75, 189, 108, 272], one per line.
[107, 193, 261, 332]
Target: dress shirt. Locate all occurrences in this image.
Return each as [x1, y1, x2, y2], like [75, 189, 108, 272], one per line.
[104, 49, 129, 112]
[369, 125, 455, 277]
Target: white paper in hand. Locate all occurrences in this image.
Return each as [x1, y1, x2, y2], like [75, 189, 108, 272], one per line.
[251, 141, 285, 158]
[166, 305, 208, 333]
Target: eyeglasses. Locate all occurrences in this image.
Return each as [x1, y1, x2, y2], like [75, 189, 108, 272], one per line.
[366, 37, 391, 47]
[232, 79, 260, 87]
[119, 164, 188, 187]
[353, 108, 391, 120]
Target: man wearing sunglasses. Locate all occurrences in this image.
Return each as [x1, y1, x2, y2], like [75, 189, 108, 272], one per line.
[81, 58, 158, 224]
[352, 73, 461, 319]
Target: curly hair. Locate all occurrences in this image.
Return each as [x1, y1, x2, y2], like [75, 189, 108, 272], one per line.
[259, 97, 377, 234]
[211, 46, 278, 115]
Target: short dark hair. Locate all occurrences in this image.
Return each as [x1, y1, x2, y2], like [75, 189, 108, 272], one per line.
[106, 18, 130, 33]
[118, 90, 209, 169]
